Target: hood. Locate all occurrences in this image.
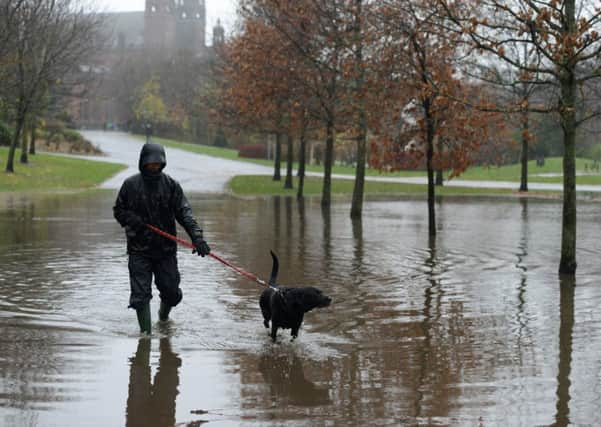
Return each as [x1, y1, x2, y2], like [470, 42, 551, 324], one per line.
[138, 142, 166, 173]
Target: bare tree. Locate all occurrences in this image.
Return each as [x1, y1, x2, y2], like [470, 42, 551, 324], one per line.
[1, 0, 103, 173]
[439, 0, 601, 274]
[241, 0, 348, 210]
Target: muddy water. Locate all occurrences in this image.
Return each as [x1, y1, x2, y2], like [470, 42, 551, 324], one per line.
[1, 192, 601, 426]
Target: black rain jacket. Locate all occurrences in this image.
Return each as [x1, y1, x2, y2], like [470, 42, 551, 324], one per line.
[113, 142, 203, 257]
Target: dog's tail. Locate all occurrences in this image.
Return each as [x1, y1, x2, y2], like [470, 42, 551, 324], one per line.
[269, 250, 279, 286]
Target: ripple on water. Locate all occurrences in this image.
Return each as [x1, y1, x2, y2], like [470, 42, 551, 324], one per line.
[4, 194, 601, 426]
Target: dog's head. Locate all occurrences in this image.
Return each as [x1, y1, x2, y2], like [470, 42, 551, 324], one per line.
[291, 287, 332, 313]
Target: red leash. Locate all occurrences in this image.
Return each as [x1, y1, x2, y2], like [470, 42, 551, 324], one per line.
[146, 224, 268, 287]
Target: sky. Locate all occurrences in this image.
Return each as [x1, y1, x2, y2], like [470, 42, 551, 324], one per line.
[98, 0, 238, 37]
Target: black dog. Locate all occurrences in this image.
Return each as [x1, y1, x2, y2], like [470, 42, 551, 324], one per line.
[260, 251, 332, 342]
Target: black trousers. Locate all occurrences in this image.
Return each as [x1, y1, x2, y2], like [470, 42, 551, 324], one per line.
[128, 253, 182, 310]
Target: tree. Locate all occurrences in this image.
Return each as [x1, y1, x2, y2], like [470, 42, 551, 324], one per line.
[241, 0, 349, 209]
[217, 18, 293, 182]
[349, 0, 369, 219]
[369, 0, 504, 236]
[439, 0, 601, 274]
[133, 78, 168, 128]
[1, 0, 102, 173]
[464, 35, 545, 192]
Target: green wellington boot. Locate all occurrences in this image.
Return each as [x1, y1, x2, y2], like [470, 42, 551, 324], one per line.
[158, 301, 171, 322]
[136, 303, 151, 334]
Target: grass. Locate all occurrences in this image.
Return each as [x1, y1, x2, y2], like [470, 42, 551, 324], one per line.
[0, 147, 126, 192]
[144, 134, 601, 185]
[228, 175, 558, 198]
[458, 157, 601, 184]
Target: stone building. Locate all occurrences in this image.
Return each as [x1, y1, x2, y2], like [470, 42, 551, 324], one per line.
[71, 0, 220, 135]
[144, 0, 206, 54]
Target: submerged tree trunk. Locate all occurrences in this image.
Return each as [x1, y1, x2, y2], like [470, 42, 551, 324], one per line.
[321, 117, 335, 209]
[273, 132, 282, 181]
[519, 110, 529, 192]
[559, 103, 577, 274]
[351, 121, 367, 219]
[425, 100, 436, 237]
[350, 0, 366, 219]
[559, 1, 577, 275]
[284, 134, 293, 189]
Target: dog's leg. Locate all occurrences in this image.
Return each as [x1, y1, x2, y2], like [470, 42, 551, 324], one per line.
[259, 289, 273, 329]
[290, 317, 303, 341]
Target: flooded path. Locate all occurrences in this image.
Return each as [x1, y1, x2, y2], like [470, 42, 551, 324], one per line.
[2, 191, 601, 426]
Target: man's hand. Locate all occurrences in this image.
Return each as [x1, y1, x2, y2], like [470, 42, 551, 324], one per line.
[193, 239, 211, 257]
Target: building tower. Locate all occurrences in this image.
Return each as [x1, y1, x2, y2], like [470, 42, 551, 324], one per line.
[144, 0, 177, 52]
[175, 0, 206, 54]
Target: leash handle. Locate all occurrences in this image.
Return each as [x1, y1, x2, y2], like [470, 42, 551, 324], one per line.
[146, 224, 267, 286]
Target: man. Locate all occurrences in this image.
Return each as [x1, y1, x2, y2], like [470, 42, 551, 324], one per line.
[114, 142, 210, 334]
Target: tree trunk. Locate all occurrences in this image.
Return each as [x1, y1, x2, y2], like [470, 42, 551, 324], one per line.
[284, 134, 293, 189]
[519, 110, 529, 192]
[559, 0, 577, 275]
[321, 117, 334, 209]
[351, 120, 367, 219]
[351, 0, 366, 219]
[6, 111, 25, 173]
[559, 109, 577, 274]
[297, 115, 307, 199]
[425, 100, 436, 237]
[273, 132, 282, 181]
[20, 116, 28, 164]
[29, 122, 36, 155]
[435, 137, 443, 186]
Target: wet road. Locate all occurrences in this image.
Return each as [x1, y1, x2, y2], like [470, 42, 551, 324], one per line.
[79, 131, 273, 192]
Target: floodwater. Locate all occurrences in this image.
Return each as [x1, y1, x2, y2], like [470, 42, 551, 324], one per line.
[1, 192, 601, 426]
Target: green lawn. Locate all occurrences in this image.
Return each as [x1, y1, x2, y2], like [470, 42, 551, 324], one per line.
[458, 157, 601, 184]
[228, 175, 560, 198]
[145, 135, 601, 185]
[0, 148, 126, 192]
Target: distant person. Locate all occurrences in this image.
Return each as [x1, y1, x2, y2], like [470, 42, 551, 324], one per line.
[113, 142, 210, 334]
[145, 123, 153, 143]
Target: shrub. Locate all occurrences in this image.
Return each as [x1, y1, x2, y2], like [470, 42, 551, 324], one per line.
[238, 144, 267, 159]
[44, 120, 66, 141]
[0, 122, 12, 147]
[63, 128, 84, 142]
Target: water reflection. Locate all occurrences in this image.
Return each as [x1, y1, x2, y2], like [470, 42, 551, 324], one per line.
[297, 197, 306, 260]
[258, 351, 331, 406]
[273, 196, 281, 253]
[515, 198, 531, 353]
[411, 235, 454, 422]
[3, 192, 601, 426]
[554, 275, 575, 427]
[321, 206, 332, 274]
[351, 217, 363, 277]
[126, 338, 181, 427]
